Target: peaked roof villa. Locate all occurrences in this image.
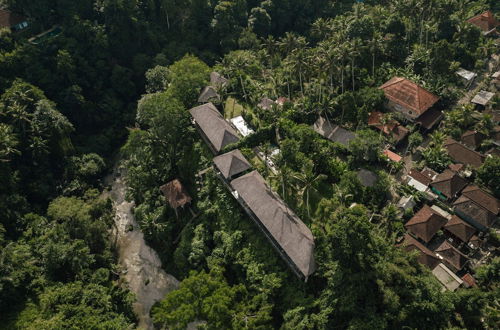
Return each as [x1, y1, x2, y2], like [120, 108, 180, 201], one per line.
[213, 149, 251, 180]
[444, 215, 477, 243]
[313, 116, 356, 147]
[467, 10, 499, 35]
[430, 169, 468, 200]
[189, 103, 240, 154]
[231, 170, 316, 279]
[198, 86, 220, 103]
[210, 71, 228, 88]
[400, 234, 440, 269]
[405, 205, 448, 243]
[461, 130, 486, 150]
[454, 185, 499, 231]
[444, 139, 485, 168]
[368, 111, 409, 144]
[435, 241, 468, 272]
[379, 77, 440, 122]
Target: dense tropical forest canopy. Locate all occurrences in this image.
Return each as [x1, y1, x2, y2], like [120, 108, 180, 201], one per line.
[1, 0, 499, 329]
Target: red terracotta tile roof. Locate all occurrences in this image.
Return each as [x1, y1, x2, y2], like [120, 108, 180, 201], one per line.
[444, 215, 476, 243]
[431, 169, 468, 199]
[383, 149, 402, 162]
[448, 163, 464, 173]
[160, 179, 192, 209]
[400, 234, 440, 269]
[379, 77, 439, 116]
[0, 9, 26, 29]
[467, 11, 500, 33]
[368, 112, 409, 143]
[444, 139, 485, 168]
[405, 205, 448, 243]
[461, 185, 500, 215]
[435, 241, 468, 271]
[461, 273, 477, 288]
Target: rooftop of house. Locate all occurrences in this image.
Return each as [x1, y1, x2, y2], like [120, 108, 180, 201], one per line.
[383, 149, 402, 162]
[444, 215, 477, 243]
[415, 108, 444, 130]
[461, 130, 486, 150]
[189, 103, 240, 153]
[454, 196, 497, 230]
[210, 71, 228, 89]
[379, 77, 439, 116]
[431, 169, 468, 199]
[213, 149, 252, 180]
[405, 204, 448, 243]
[400, 234, 441, 269]
[471, 90, 495, 106]
[258, 97, 276, 110]
[0, 9, 26, 29]
[159, 179, 192, 209]
[456, 68, 477, 81]
[198, 86, 220, 103]
[461, 185, 500, 215]
[467, 10, 500, 34]
[408, 168, 434, 186]
[368, 112, 409, 143]
[461, 273, 477, 288]
[230, 170, 315, 278]
[444, 138, 485, 169]
[434, 241, 468, 271]
[432, 263, 463, 291]
[313, 116, 356, 147]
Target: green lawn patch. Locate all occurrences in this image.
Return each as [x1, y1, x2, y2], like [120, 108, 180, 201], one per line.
[224, 97, 245, 119]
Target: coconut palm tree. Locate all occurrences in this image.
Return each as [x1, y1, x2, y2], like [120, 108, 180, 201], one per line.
[292, 162, 327, 218]
[0, 123, 20, 162]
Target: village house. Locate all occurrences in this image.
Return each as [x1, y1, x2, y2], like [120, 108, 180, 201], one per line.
[407, 168, 436, 193]
[461, 130, 486, 150]
[432, 263, 464, 292]
[0, 9, 28, 32]
[405, 204, 448, 243]
[198, 86, 220, 103]
[313, 116, 356, 147]
[230, 170, 316, 280]
[471, 90, 495, 109]
[379, 77, 442, 130]
[213, 149, 252, 181]
[434, 241, 469, 272]
[400, 234, 441, 269]
[444, 138, 485, 169]
[443, 215, 477, 246]
[210, 71, 228, 89]
[189, 103, 240, 154]
[455, 68, 477, 89]
[466, 10, 500, 36]
[430, 169, 468, 201]
[453, 185, 500, 231]
[368, 111, 409, 145]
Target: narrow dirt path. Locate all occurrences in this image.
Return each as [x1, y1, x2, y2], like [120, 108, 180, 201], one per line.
[105, 164, 179, 329]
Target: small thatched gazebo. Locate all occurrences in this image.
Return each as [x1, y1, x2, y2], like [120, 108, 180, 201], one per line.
[160, 179, 192, 216]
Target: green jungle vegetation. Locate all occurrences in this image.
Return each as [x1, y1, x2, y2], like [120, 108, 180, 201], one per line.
[0, 0, 499, 329]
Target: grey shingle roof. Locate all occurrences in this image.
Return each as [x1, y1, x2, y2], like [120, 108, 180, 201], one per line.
[189, 103, 239, 153]
[198, 86, 220, 103]
[213, 149, 251, 179]
[230, 170, 315, 278]
[313, 117, 356, 147]
[210, 72, 228, 88]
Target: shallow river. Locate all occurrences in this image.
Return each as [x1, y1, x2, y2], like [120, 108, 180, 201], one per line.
[106, 166, 179, 329]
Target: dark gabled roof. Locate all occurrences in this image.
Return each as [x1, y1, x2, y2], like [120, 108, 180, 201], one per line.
[467, 11, 500, 33]
[357, 169, 378, 187]
[444, 139, 485, 168]
[379, 77, 439, 116]
[461, 185, 500, 215]
[213, 149, 251, 180]
[435, 241, 468, 271]
[444, 215, 476, 243]
[189, 103, 239, 153]
[230, 170, 315, 278]
[461, 130, 486, 150]
[405, 205, 447, 243]
[409, 168, 433, 186]
[258, 97, 276, 110]
[210, 72, 228, 89]
[400, 234, 440, 269]
[312, 117, 356, 147]
[416, 108, 443, 130]
[0, 9, 26, 29]
[431, 169, 468, 199]
[160, 179, 192, 209]
[368, 112, 409, 143]
[198, 86, 220, 103]
[454, 196, 497, 229]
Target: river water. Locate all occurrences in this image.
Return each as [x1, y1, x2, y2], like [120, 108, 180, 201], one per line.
[106, 165, 179, 329]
